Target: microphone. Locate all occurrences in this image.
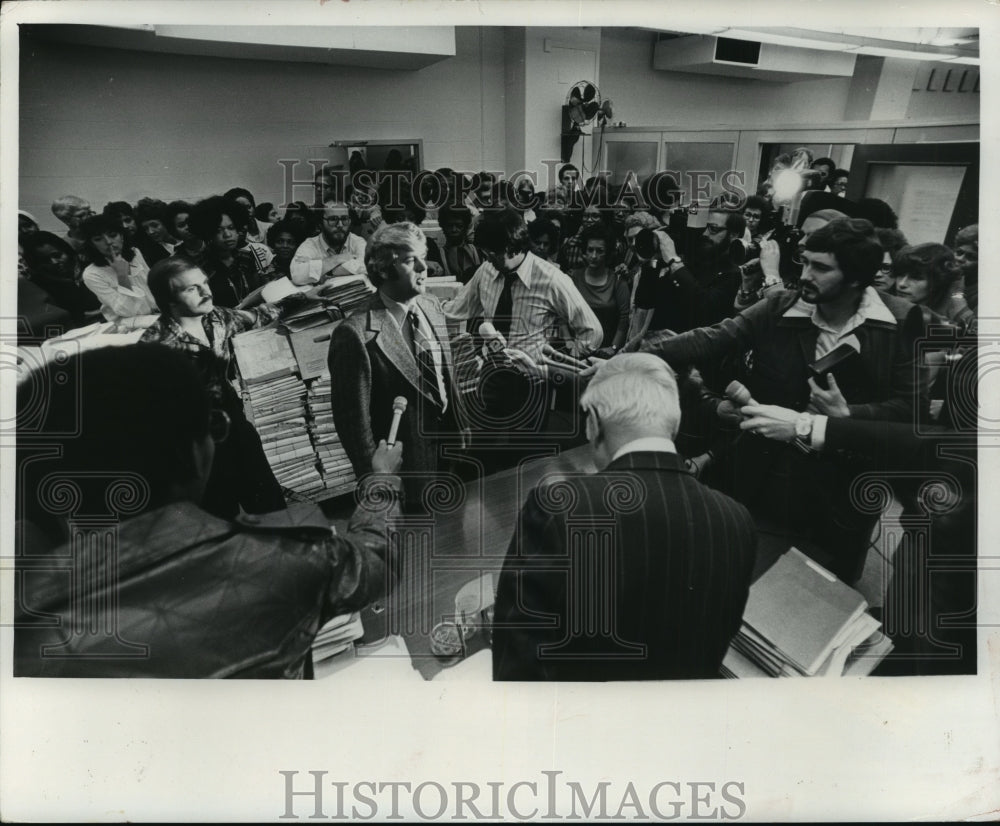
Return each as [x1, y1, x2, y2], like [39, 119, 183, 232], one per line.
[479, 321, 507, 353]
[387, 396, 407, 447]
[541, 344, 590, 373]
[478, 321, 511, 367]
[724, 380, 757, 408]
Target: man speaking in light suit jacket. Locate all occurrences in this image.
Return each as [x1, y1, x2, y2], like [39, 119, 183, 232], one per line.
[329, 221, 461, 511]
[492, 354, 757, 681]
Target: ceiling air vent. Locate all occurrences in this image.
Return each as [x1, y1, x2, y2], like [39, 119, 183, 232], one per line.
[654, 35, 855, 82]
[714, 37, 760, 65]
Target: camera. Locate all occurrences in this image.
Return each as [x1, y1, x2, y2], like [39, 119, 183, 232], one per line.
[632, 225, 670, 260]
[729, 222, 805, 271]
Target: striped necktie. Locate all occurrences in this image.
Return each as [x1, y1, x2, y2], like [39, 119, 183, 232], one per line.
[406, 310, 446, 410]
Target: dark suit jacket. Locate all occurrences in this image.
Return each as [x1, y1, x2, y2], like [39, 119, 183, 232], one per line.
[641, 287, 930, 572]
[329, 291, 459, 505]
[641, 287, 927, 421]
[492, 451, 757, 681]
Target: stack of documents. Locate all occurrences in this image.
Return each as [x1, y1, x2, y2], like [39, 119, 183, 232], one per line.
[313, 275, 373, 317]
[233, 324, 325, 499]
[307, 375, 357, 498]
[311, 612, 365, 664]
[246, 375, 324, 498]
[722, 548, 893, 678]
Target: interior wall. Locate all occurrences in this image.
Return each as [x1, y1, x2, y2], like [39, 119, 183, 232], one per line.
[522, 27, 602, 188]
[19, 27, 506, 232]
[599, 29, 854, 129]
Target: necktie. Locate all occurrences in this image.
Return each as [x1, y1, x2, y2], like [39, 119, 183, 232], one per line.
[493, 270, 519, 339]
[407, 310, 446, 410]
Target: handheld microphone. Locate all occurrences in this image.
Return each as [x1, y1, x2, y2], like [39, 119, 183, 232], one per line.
[478, 321, 511, 368]
[724, 380, 757, 408]
[541, 344, 590, 373]
[387, 396, 407, 447]
[479, 321, 507, 354]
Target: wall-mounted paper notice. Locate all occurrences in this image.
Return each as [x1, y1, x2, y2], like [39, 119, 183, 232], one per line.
[867, 164, 967, 245]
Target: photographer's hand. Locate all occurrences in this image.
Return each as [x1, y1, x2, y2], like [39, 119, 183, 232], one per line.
[759, 237, 782, 284]
[654, 229, 678, 263]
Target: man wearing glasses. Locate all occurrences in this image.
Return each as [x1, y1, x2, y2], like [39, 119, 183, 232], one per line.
[289, 198, 368, 286]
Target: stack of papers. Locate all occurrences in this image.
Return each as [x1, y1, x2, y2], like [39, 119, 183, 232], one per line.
[233, 324, 326, 500]
[313, 276, 373, 317]
[722, 548, 892, 678]
[311, 612, 365, 664]
[245, 375, 325, 498]
[307, 375, 357, 498]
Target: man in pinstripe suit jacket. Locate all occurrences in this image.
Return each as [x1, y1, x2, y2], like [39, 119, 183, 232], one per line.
[492, 354, 757, 681]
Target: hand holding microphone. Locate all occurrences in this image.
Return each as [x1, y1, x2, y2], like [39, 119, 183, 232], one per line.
[478, 321, 510, 365]
[717, 380, 757, 424]
[540, 344, 591, 374]
[387, 395, 407, 447]
[372, 439, 403, 474]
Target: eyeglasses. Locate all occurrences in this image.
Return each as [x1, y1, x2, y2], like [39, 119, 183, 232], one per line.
[878, 263, 893, 275]
[323, 215, 351, 225]
[208, 408, 231, 444]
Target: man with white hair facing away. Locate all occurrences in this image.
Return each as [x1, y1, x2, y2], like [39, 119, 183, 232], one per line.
[492, 354, 757, 681]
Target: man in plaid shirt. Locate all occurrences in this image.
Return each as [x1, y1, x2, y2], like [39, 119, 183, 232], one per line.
[141, 256, 288, 519]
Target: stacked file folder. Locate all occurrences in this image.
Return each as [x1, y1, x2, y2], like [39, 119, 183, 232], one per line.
[722, 548, 893, 678]
[232, 325, 324, 499]
[313, 275, 374, 317]
[311, 612, 365, 665]
[248, 375, 325, 498]
[307, 374, 357, 498]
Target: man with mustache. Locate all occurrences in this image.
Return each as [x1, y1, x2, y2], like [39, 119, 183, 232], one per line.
[638, 218, 928, 584]
[141, 257, 288, 520]
[289, 198, 367, 286]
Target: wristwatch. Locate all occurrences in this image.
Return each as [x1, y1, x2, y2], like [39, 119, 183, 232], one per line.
[794, 412, 814, 445]
[664, 256, 683, 271]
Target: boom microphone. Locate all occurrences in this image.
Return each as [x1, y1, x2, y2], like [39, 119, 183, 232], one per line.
[387, 396, 408, 447]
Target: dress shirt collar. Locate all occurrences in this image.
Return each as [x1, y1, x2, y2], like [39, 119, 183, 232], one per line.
[611, 436, 677, 462]
[783, 286, 897, 332]
[489, 251, 534, 289]
[380, 290, 420, 329]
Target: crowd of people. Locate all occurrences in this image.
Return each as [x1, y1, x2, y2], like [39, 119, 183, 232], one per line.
[14, 151, 980, 680]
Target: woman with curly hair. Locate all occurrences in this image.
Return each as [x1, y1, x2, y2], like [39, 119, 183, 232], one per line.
[894, 242, 973, 330]
[188, 195, 274, 307]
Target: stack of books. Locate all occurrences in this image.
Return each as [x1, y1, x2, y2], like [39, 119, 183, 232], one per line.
[307, 374, 357, 498]
[721, 548, 893, 678]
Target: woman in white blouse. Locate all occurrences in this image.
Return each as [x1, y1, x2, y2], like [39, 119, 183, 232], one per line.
[80, 213, 159, 330]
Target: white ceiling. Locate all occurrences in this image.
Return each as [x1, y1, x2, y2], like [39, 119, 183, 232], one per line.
[654, 26, 980, 65]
